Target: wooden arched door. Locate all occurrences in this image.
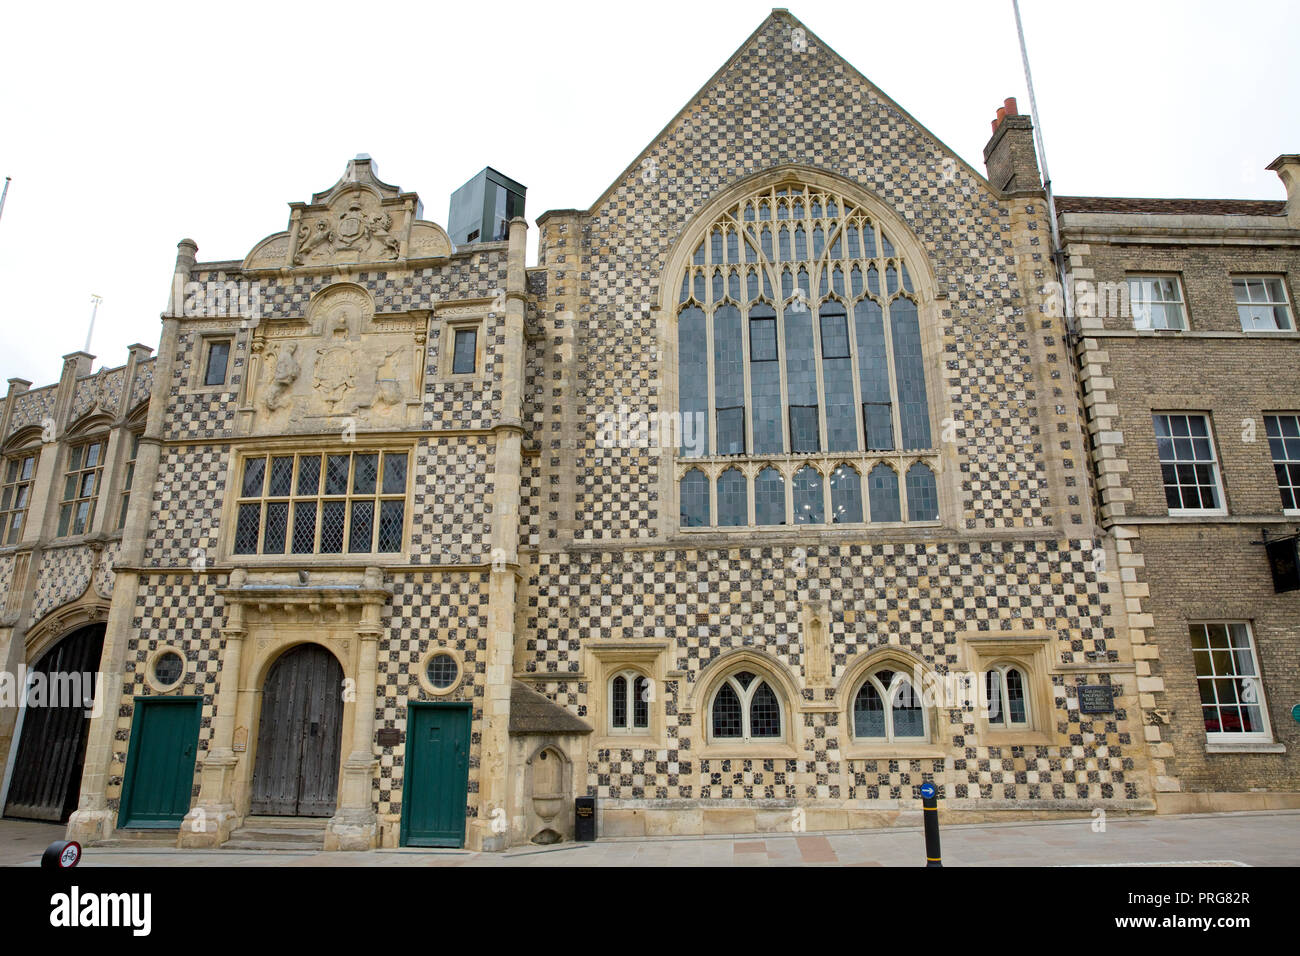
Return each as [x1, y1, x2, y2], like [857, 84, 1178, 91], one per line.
[249, 644, 344, 817]
[3, 623, 105, 822]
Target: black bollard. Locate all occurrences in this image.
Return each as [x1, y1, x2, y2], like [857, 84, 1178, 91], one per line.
[920, 782, 942, 867]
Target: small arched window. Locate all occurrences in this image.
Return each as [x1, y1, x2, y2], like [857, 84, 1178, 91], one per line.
[852, 668, 926, 741]
[710, 670, 782, 741]
[985, 664, 1029, 729]
[610, 670, 651, 733]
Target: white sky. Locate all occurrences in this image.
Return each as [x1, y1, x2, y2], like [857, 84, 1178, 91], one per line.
[1, 0, 1296, 387]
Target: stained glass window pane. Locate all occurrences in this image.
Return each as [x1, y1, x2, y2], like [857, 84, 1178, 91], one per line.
[320, 500, 345, 553]
[754, 466, 785, 525]
[452, 328, 477, 374]
[268, 457, 293, 497]
[712, 683, 743, 737]
[680, 306, 710, 457]
[382, 453, 407, 494]
[749, 682, 781, 737]
[233, 502, 260, 554]
[891, 299, 932, 449]
[820, 304, 857, 451]
[854, 681, 886, 738]
[292, 501, 317, 553]
[713, 305, 744, 454]
[784, 306, 818, 452]
[792, 465, 823, 524]
[612, 675, 627, 728]
[1006, 668, 1027, 724]
[749, 308, 783, 454]
[378, 501, 404, 552]
[868, 464, 901, 522]
[264, 501, 289, 554]
[349, 500, 374, 553]
[717, 468, 748, 526]
[427, 654, 458, 689]
[633, 676, 650, 729]
[680, 469, 710, 527]
[855, 299, 893, 450]
[325, 455, 350, 495]
[241, 457, 266, 498]
[297, 456, 321, 495]
[906, 462, 939, 521]
[830, 464, 863, 523]
[892, 679, 925, 737]
[353, 454, 378, 495]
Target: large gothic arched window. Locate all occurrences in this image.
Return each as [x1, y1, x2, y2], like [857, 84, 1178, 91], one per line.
[674, 180, 939, 529]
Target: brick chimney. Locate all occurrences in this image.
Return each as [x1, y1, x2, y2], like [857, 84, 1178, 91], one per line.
[983, 97, 1042, 193]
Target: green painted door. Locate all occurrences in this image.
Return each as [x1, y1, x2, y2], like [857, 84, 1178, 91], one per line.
[117, 697, 202, 829]
[401, 704, 470, 847]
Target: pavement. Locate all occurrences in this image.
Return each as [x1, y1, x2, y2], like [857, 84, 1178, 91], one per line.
[2, 811, 1297, 866]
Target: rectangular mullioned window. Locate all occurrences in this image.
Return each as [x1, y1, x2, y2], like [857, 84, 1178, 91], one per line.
[58, 440, 105, 537]
[0, 452, 38, 545]
[232, 450, 408, 556]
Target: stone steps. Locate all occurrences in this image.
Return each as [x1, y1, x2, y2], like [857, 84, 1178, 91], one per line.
[224, 816, 327, 851]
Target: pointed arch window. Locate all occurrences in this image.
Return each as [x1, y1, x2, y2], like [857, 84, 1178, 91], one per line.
[674, 180, 939, 528]
[710, 670, 783, 741]
[852, 668, 927, 741]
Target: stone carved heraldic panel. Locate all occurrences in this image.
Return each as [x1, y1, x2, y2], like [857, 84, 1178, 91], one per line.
[242, 156, 453, 270]
[242, 282, 428, 433]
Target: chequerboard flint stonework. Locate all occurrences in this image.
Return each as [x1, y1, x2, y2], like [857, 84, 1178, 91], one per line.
[0, 10, 1296, 850]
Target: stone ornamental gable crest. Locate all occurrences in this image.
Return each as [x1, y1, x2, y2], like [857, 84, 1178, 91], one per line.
[239, 283, 427, 435]
[240, 155, 452, 271]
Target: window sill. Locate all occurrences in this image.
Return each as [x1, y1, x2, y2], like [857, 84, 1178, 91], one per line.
[699, 742, 799, 760]
[677, 520, 943, 534]
[1204, 740, 1286, 754]
[841, 743, 946, 760]
[1167, 509, 1228, 518]
[594, 735, 660, 750]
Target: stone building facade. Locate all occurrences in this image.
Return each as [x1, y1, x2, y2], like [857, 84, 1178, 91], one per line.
[0, 11, 1293, 850]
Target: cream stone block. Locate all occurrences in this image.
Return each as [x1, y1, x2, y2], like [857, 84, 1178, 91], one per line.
[1137, 676, 1164, 692]
[599, 808, 647, 838]
[644, 808, 703, 836]
[703, 808, 758, 834]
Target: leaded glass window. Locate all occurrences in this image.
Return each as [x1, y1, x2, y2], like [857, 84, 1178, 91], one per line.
[985, 665, 1029, 729]
[57, 439, 105, 537]
[0, 451, 37, 545]
[710, 670, 783, 741]
[674, 180, 937, 527]
[233, 450, 408, 555]
[610, 670, 652, 734]
[853, 669, 926, 741]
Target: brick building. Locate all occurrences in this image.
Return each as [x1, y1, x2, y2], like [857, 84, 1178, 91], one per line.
[1061, 163, 1300, 810]
[0, 10, 1293, 851]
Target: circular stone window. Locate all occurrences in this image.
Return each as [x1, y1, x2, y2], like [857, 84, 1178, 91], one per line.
[426, 653, 460, 691]
[152, 650, 185, 689]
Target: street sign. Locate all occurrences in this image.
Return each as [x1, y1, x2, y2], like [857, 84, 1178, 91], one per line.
[920, 782, 936, 800]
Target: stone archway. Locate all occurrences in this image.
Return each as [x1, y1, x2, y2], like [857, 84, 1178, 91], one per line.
[248, 643, 346, 817]
[2, 622, 105, 822]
